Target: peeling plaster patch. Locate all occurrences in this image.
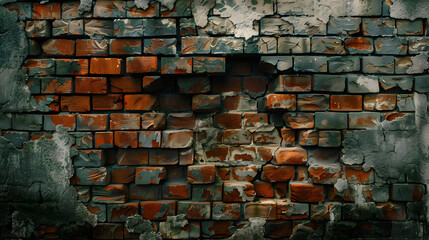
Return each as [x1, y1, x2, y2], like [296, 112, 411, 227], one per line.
[356, 76, 380, 93]
[228, 217, 265, 240]
[134, 0, 151, 10]
[314, 0, 346, 23]
[125, 214, 162, 240]
[78, 0, 93, 15]
[407, 51, 429, 74]
[334, 178, 348, 192]
[192, 0, 216, 28]
[390, 0, 429, 20]
[213, 0, 274, 39]
[0, 7, 33, 112]
[0, 126, 96, 237]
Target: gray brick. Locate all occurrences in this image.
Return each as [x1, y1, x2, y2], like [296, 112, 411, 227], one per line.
[312, 37, 345, 55]
[12, 114, 43, 131]
[415, 75, 429, 93]
[362, 56, 394, 74]
[315, 112, 348, 129]
[363, 18, 395, 36]
[328, 17, 361, 35]
[278, 37, 310, 54]
[329, 56, 360, 73]
[294, 56, 327, 73]
[375, 37, 408, 55]
[313, 75, 346, 92]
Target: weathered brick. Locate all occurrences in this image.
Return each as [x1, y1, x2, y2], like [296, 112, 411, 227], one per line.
[84, 19, 114, 37]
[92, 94, 123, 111]
[364, 94, 397, 111]
[110, 39, 142, 55]
[141, 113, 166, 130]
[2, 131, 29, 148]
[345, 37, 374, 54]
[244, 37, 277, 54]
[113, 19, 143, 37]
[347, 75, 380, 93]
[52, 20, 84, 36]
[161, 57, 192, 74]
[260, 17, 293, 35]
[56, 59, 88, 75]
[312, 37, 345, 54]
[135, 167, 166, 185]
[111, 166, 135, 184]
[4, 2, 32, 19]
[75, 167, 110, 185]
[139, 131, 161, 148]
[230, 165, 258, 181]
[391, 184, 424, 202]
[223, 182, 255, 202]
[396, 19, 424, 35]
[192, 94, 221, 112]
[297, 94, 330, 111]
[76, 114, 107, 131]
[144, 38, 177, 55]
[149, 149, 179, 165]
[177, 201, 211, 220]
[42, 39, 75, 56]
[92, 223, 123, 239]
[92, 184, 128, 204]
[130, 184, 158, 200]
[181, 36, 210, 54]
[212, 202, 241, 220]
[201, 221, 234, 239]
[26, 21, 51, 37]
[278, 37, 311, 54]
[265, 94, 296, 110]
[345, 166, 374, 184]
[126, 57, 157, 73]
[193, 57, 226, 73]
[276, 200, 310, 220]
[244, 199, 277, 220]
[379, 76, 413, 91]
[162, 182, 191, 199]
[311, 203, 342, 221]
[363, 56, 395, 74]
[273, 75, 311, 92]
[86, 203, 106, 223]
[32, 3, 60, 19]
[178, 76, 210, 94]
[273, 147, 307, 165]
[315, 112, 348, 129]
[363, 18, 395, 36]
[309, 165, 342, 184]
[375, 37, 408, 55]
[117, 149, 148, 165]
[328, 56, 360, 73]
[294, 56, 327, 72]
[252, 128, 281, 145]
[140, 201, 176, 220]
[313, 75, 346, 92]
[348, 112, 381, 129]
[162, 130, 193, 148]
[298, 129, 319, 146]
[144, 18, 176, 36]
[127, 3, 158, 17]
[283, 113, 314, 129]
[211, 37, 243, 54]
[44, 114, 76, 131]
[110, 113, 140, 130]
[318, 131, 342, 147]
[107, 202, 138, 223]
[328, 17, 361, 35]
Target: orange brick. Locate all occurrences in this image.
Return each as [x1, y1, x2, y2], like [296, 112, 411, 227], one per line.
[124, 95, 157, 111]
[75, 77, 107, 94]
[76, 39, 108, 57]
[111, 77, 141, 93]
[330, 95, 362, 111]
[61, 96, 90, 112]
[110, 39, 142, 55]
[32, 3, 61, 19]
[95, 132, 114, 148]
[214, 113, 242, 129]
[114, 131, 138, 148]
[90, 58, 123, 75]
[92, 94, 123, 110]
[126, 57, 157, 73]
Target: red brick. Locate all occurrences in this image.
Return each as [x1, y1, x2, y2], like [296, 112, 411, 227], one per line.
[90, 58, 123, 75]
[92, 94, 123, 110]
[32, 3, 61, 19]
[112, 167, 136, 183]
[244, 113, 269, 130]
[110, 113, 140, 130]
[265, 94, 296, 110]
[141, 113, 166, 130]
[231, 166, 258, 181]
[258, 147, 274, 162]
[283, 113, 314, 129]
[179, 149, 194, 166]
[331, 95, 363, 111]
[243, 77, 267, 96]
[33, 95, 59, 112]
[42, 39, 75, 56]
[376, 202, 406, 221]
[95, 132, 114, 148]
[117, 149, 149, 165]
[76, 39, 108, 56]
[114, 131, 138, 148]
[111, 76, 141, 93]
[364, 94, 397, 111]
[136, 167, 166, 184]
[25, 59, 54, 76]
[345, 37, 374, 53]
[297, 166, 308, 181]
[261, 165, 295, 182]
[274, 147, 307, 165]
[178, 201, 211, 220]
[140, 201, 176, 221]
[275, 200, 309, 220]
[75, 77, 107, 94]
[41, 77, 72, 94]
[214, 113, 242, 129]
[126, 57, 157, 73]
[124, 95, 157, 111]
[290, 182, 325, 202]
[254, 180, 274, 198]
[167, 113, 196, 129]
[61, 96, 90, 112]
[211, 76, 241, 92]
[205, 146, 229, 162]
[77, 114, 108, 131]
[159, 94, 191, 111]
[217, 167, 231, 181]
[223, 129, 251, 145]
[187, 165, 216, 184]
[110, 39, 142, 55]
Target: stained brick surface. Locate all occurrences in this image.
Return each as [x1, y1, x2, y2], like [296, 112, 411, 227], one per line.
[3, 0, 429, 239]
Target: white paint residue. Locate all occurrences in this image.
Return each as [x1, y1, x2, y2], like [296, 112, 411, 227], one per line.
[356, 76, 380, 93]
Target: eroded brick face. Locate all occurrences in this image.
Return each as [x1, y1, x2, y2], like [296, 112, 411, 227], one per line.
[2, 0, 429, 239]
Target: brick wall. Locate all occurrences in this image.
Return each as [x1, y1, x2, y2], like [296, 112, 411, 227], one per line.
[1, 0, 428, 239]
